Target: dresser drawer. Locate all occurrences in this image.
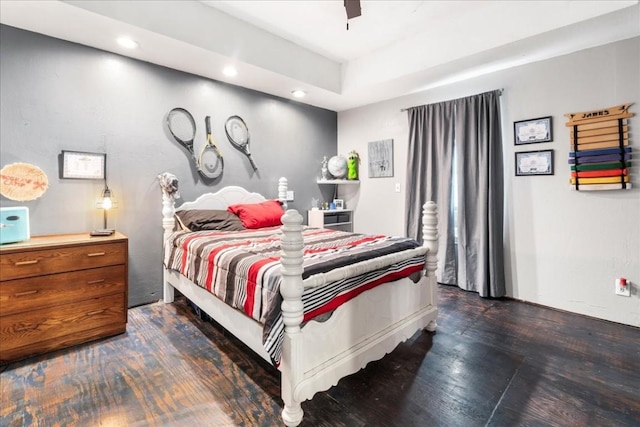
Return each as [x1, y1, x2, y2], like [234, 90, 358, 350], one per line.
[0, 241, 126, 281]
[0, 265, 126, 316]
[0, 293, 126, 355]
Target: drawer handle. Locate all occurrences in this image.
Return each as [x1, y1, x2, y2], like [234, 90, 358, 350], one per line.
[87, 279, 105, 285]
[14, 290, 39, 297]
[87, 252, 106, 257]
[14, 260, 39, 266]
[87, 309, 106, 316]
[14, 324, 37, 332]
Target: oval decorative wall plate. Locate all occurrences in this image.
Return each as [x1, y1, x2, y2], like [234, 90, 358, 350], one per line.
[0, 162, 49, 201]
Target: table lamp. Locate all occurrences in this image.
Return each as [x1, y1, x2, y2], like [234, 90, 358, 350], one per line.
[92, 183, 115, 236]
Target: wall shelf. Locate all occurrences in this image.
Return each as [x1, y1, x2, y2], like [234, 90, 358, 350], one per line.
[317, 179, 360, 185]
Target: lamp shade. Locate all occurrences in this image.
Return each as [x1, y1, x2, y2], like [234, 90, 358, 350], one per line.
[101, 186, 113, 210]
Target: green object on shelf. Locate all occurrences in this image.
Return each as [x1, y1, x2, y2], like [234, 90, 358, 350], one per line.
[347, 150, 360, 180]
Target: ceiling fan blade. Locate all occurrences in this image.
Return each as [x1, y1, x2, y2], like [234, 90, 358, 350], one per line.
[344, 0, 361, 19]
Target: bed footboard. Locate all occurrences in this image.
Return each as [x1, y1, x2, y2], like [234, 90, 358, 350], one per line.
[278, 202, 438, 426]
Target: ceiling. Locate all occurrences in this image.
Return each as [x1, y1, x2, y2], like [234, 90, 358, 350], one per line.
[1, 1, 639, 112]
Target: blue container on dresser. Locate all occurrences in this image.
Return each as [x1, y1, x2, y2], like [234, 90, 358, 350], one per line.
[0, 207, 30, 244]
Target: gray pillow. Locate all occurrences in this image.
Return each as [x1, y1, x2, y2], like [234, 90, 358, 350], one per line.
[175, 209, 245, 232]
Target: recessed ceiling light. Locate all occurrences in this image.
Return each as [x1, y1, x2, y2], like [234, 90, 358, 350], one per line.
[117, 37, 139, 49]
[291, 90, 306, 98]
[223, 66, 238, 77]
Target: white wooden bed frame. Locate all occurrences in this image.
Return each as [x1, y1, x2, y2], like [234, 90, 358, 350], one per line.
[160, 177, 438, 426]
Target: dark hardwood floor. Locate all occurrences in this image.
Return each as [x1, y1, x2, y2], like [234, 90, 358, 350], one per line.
[2, 284, 639, 426]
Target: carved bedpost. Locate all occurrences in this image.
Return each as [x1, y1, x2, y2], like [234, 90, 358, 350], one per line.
[422, 201, 438, 332]
[161, 192, 176, 242]
[278, 177, 288, 210]
[158, 172, 180, 241]
[158, 172, 180, 304]
[422, 201, 438, 278]
[279, 209, 305, 427]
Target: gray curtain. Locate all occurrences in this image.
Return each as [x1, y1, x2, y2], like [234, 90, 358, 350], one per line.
[405, 90, 505, 297]
[405, 103, 457, 285]
[454, 91, 505, 297]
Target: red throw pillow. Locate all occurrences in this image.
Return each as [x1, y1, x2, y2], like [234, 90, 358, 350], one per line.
[227, 200, 284, 229]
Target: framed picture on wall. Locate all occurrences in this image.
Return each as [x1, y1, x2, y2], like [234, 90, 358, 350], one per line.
[60, 150, 106, 180]
[514, 116, 553, 145]
[515, 149, 554, 176]
[368, 139, 394, 178]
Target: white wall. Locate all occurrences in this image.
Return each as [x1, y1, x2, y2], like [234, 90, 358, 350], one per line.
[338, 37, 640, 327]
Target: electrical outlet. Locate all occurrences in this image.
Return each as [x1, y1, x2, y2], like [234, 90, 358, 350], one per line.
[615, 278, 631, 297]
[286, 190, 294, 201]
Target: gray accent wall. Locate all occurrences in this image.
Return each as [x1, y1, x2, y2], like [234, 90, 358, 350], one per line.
[0, 25, 337, 306]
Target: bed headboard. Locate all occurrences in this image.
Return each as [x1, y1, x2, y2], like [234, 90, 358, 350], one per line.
[160, 176, 288, 241]
[176, 186, 267, 211]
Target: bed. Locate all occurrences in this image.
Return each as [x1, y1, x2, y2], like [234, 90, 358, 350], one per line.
[160, 176, 439, 426]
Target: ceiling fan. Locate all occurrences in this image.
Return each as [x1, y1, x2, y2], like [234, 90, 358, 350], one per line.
[344, 0, 361, 29]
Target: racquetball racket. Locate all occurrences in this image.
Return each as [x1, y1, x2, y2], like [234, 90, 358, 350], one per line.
[167, 107, 198, 166]
[198, 115, 224, 179]
[225, 115, 258, 171]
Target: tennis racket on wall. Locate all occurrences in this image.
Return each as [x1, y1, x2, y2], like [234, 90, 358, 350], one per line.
[167, 107, 198, 167]
[225, 115, 258, 172]
[199, 116, 224, 179]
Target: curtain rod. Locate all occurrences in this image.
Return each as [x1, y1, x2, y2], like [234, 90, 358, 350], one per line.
[400, 88, 504, 112]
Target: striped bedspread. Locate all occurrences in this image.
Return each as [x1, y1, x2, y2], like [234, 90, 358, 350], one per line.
[163, 226, 427, 364]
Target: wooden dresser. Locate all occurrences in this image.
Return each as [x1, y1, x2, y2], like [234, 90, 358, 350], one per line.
[0, 232, 128, 363]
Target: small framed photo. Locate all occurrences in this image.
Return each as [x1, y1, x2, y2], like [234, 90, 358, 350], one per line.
[515, 150, 554, 176]
[514, 116, 553, 145]
[333, 199, 344, 210]
[60, 150, 106, 180]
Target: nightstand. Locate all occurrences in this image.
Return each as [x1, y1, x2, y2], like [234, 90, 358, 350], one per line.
[308, 210, 353, 232]
[0, 232, 128, 363]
